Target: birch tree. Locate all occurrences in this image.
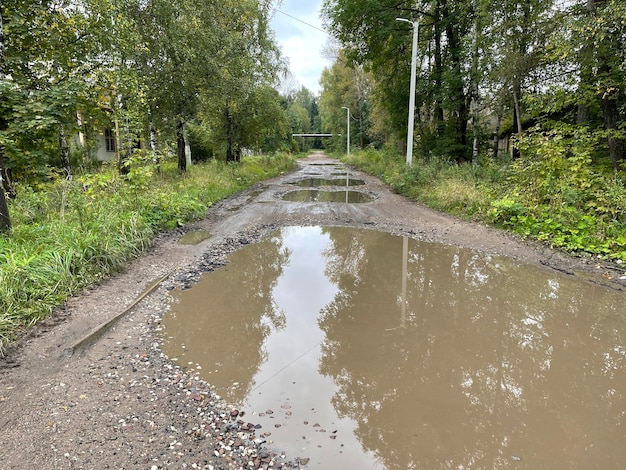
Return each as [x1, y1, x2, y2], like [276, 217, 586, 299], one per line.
[0, 6, 10, 231]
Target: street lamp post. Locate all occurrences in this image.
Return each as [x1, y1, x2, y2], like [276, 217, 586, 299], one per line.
[396, 17, 419, 166]
[341, 106, 350, 155]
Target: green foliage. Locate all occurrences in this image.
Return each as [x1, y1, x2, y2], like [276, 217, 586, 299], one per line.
[488, 126, 626, 260]
[187, 121, 214, 162]
[322, 0, 626, 168]
[0, 153, 295, 353]
[345, 145, 626, 263]
[318, 50, 372, 153]
[1, 0, 289, 181]
[345, 147, 495, 217]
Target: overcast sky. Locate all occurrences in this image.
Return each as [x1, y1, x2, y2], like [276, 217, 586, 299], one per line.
[270, 0, 331, 96]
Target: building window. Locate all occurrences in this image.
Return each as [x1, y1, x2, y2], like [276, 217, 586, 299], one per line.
[104, 128, 116, 152]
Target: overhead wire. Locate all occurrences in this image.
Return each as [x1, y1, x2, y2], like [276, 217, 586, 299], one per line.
[250, 340, 324, 393]
[276, 8, 328, 34]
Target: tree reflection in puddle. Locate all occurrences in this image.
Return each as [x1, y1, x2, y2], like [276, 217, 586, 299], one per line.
[161, 226, 626, 469]
[281, 190, 373, 203]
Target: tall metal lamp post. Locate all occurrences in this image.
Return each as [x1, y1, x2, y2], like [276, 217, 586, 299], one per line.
[396, 17, 419, 166]
[341, 106, 350, 155]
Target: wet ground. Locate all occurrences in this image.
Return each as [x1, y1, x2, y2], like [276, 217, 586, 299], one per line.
[1, 152, 625, 469]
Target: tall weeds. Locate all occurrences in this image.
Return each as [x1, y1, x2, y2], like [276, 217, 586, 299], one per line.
[0, 154, 295, 353]
[344, 146, 626, 262]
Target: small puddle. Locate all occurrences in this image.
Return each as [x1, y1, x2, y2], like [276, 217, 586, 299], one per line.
[161, 227, 626, 468]
[247, 189, 266, 199]
[282, 190, 373, 203]
[290, 178, 365, 187]
[177, 230, 211, 245]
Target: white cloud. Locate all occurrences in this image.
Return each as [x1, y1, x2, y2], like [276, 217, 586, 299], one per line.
[270, 0, 331, 95]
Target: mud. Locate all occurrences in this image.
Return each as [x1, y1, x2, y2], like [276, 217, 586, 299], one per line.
[0, 152, 624, 470]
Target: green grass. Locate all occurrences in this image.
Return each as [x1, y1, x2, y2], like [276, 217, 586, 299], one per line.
[343, 147, 626, 264]
[0, 153, 296, 353]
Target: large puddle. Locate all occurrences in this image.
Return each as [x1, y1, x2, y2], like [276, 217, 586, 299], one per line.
[161, 227, 626, 469]
[282, 190, 373, 203]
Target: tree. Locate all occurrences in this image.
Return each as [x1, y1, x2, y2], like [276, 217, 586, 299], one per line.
[486, 0, 557, 158]
[319, 50, 372, 152]
[576, 0, 626, 169]
[508, 0, 626, 169]
[0, 0, 289, 202]
[281, 86, 322, 151]
[246, 85, 290, 153]
[128, 0, 218, 171]
[0, 0, 142, 182]
[196, 0, 282, 162]
[0, 5, 10, 231]
[322, 0, 478, 162]
[322, 0, 410, 150]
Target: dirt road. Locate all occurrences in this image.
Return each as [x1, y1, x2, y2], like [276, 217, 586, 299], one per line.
[1, 153, 623, 469]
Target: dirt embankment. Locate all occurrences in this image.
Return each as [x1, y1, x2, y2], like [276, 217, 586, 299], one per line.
[1, 153, 623, 470]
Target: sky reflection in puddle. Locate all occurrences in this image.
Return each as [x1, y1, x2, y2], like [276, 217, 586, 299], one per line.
[289, 178, 365, 187]
[162, 226, 626, 469]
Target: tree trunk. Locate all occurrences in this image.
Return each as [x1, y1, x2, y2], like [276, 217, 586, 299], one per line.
[472, 97, 480, 165]
[470, 1, 481, 166]
[585, 0, 624, 169]
[184, 123, 192, 166]
[116, 101, 131, 176]
[441, 0, 469, 163]
[0, 7, 10, 231]
[456, 96, 469, 163]
[176, 117, 186, 172]
[149, 120, 158, 153]
[0, 187, 9, 232]
[225, 108, 238, 162]
[149, 118, 160, 174]
[0, 148, 10, 232]
[58, 126, 72, 179]
[576, 0, 593, 124]
[601, 95, 624, 171]
[492, 105, 503, 160]
[512, 79, 523, 159]
[359, 106, 364, 149]
[433, 9, 444, 135]
[577, 102, 590, 125]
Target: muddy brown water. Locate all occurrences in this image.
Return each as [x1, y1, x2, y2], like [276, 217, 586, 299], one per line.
[290, 178, 366, 187]
[177, 230, 212, 245]
[281, 190, 373, 203]
[161, 226, 626, 469]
